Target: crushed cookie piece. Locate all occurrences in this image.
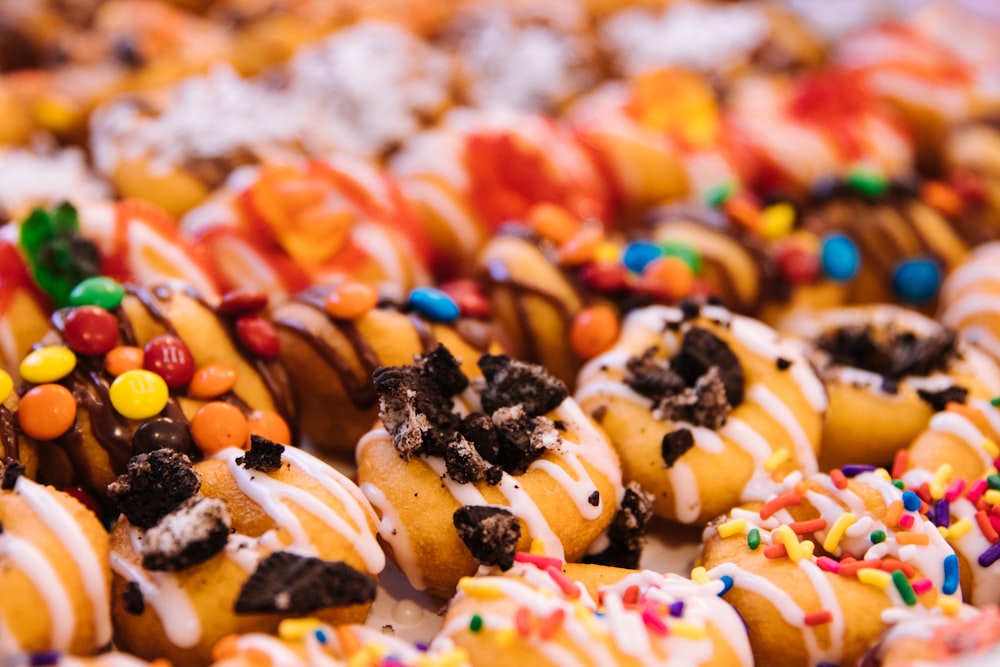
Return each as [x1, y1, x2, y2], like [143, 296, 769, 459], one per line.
[776, 357, 792, 371]
[588, 491, 600, 507]
[679, 300, 701, 320]
[654, 367, 731, 429]
[462, 412, 499, 463]
[816, 324, 959, 380]
[234, 553, 377, 614]
[0, 459, 24, 490]
[917, 386, 968, 412]
[661, 429, 695, 468]
[583, 482, 653, 569]
[141, 497, 231, 571]
[478, 354, 567, 417]
[672, 327, 744, 407]
[453, 505, 521, 570]
[625, 347, 685, 399]
[122, 581, 145, 615]
[414, 344, 469, 396]
[107, 449, 200, 529]
[445, 435, 490, 484]
[236, 435, 285, 472]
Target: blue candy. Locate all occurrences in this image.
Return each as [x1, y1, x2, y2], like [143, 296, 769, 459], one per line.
[820, 234, 860, 281]
[901, 490, 921, 512]
[622, 241, 664, 274]
[892, 257, 941, 303]
[409, 287, 460, 322]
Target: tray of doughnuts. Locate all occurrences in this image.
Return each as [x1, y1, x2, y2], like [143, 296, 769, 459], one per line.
[4, 1, 1000, 666]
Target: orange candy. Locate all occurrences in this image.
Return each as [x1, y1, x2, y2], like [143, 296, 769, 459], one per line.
[724, 195, 761, 233]
[637, 256, 695, 302]
[18, 384, 77, 440]
[247, 410, 292, 445]
[105, 346, 144, 377]
[557, 225, 604, 266]
[188, 364, 239, 399]
[528, 203, 580, 245]
[190, 401, 250, 456]
[922, 180, 965, 217]
[324, 281, 379, 320]
[570, 305, 620, 359]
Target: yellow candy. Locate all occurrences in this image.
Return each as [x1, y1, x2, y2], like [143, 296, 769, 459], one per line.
[983, 438, 999, 458]
[278, 618, 321, 642]
[493, 628, 517, 648]
[670, 621, 708, 640]
[529, 539, 546, 556]
[939, 596, 961, 616]
[0, 369, 12, 403]
[938, 526, 950, 539]
[857, 568, 891, 589]
[110, 370, 169, 420]
[717, 519, 746, 538]
[458, 578, 504, 599]
[763, 448, 790, 473]
[948, 518, 972, 540]
[690, 566, 709, 584]
[874, 468, 892, 482]
[985, 490, 1000, 506]
[20, 346, 76, 384]
[823, 513, 857, 554]
[592, 242, 620, 264]
[760, 203, 796, 240]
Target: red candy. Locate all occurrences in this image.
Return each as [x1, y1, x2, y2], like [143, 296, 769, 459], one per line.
[438, 279, 490, 318]
[776, 244, 819, 285]
[63, 306, 119, 356]
[235, 315, 280, 358]
[580, 261, 628, 292]
[143, 335, 196, 388]
[218, 289, 269, 316]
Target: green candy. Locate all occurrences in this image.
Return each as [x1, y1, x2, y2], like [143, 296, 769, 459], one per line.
[704, 181, 736, 209]
[660, 240, 702, 275]
[69, 276, 126, 310]
[870, 529, 887, 544]
[845, 169, 889, 198]
[19, 202, 101, 307]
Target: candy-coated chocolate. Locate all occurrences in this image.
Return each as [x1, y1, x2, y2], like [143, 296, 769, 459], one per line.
[235, 315, 280, 358]
[188, 363, 238, 399]
[557, 226, 603, 266]
[408, 287, 460, 323]
[247, 409, 292, 445]
[622, 241, 664, 274]
[104, 346, 144, 377]
[190, 401, 249, 455]
[760, 203, 796, 240]
[892, 257, 941, 304]
[218, 289, 269, 316]
[63, 306, 119, 356]
[845, 168, 889, 198]
[438, 279, 490, 318]
[659, 240, 702, 275]
[528, 203, 579, 245]
[18, 383, 77, 440]
[68, 276, 125, 310]
[820, 233, 860, 281]
[580, 261, 629, 292]
[637, 256, 694, 301]
[110, 369, 169, 420]
[20, 346, 76, 384]
[776, 243, 820, 285]
[323, 282, 379, 320]
[570, 305, 620, 359]
[131, 418, 194, 456]
[143, 335, 196, 388]
[0, 370, 12, 403]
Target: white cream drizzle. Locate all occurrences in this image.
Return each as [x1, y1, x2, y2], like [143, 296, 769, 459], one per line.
[0, 535, 74, 649]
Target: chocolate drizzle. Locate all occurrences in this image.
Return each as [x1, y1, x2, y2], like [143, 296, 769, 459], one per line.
[0, 405, 19, 464]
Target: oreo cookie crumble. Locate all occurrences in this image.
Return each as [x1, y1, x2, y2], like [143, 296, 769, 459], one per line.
[236, 435, 285, 472]
[0, 458, 24, 490]
[583, 482, 654, 569]
[624, 326, 745, 429]
[816, 324, 960, 383]
[107, 449, 200, 529]
[140, 496, 231, 571]
[234, 552, 377, 614]
[373, 346, 569, 483]
[453, 505, 521, 570]
[916, 385, 968, 412]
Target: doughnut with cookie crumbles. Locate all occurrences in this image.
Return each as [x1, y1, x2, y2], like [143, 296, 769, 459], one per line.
[108, 439, 383, 667]
[702, 468, 958, 667]
[0, 460, 111, 658]
[356, 346, 625, 598]
[575, 301, 827, 524]
[271, 282, 503, 455]
[438, 557, 753, 667]
[10, 282, 294, 514]
[779, 304, 1000, 470]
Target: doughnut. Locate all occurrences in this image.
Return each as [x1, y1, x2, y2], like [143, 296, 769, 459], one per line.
[0, 237, 52, 380]
[438, 558, 753, 667]
[861, 605, 1000, 667]
[208, 622, 470, 667]
[355, 346, 625, 598]
[575, 301, 827, 524]
[10, 282, 294, 512]
[180, 156, 432, 302]
[701, 468, 958, 667]
[0, 460, 111, 658]
[939, 241, 1000, 361]
[778, 304, 1000, 469]
[108, 439, 384, 666]
[271, 282, 502, 455]
[390, 106, 612, 277]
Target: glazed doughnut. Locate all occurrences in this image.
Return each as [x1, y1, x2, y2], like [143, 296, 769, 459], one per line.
[701, 468, 958, 667]
[438, 558, 753, 667]
[181, 156, 432, 302]
[0, 461, 111, 658]
[271, 282, 502, 454]
[575, 301, 827, 524]
[355, 346, 624, 598]
[939, 241, 1000, 360]
[778, 304, 1000, 469]
[108, 439, 384, 666]
[208, 622, 470, 667]
[10, 282, 294, 512]
[861, 605, 1000, 667]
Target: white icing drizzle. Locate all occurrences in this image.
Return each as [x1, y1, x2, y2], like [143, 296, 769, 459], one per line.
[14, 477, 112, 646]
[359, 475, 426, 592]
[111, 548, 201, 648]
[0, 535, 74, 649]
[926, 410, 996, 468]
